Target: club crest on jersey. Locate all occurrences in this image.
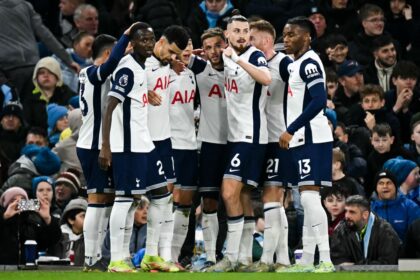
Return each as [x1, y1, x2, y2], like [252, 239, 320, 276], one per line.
[304, 63, 320, 78]
[257, 57, 267, 66]
[119, 74, 129, 87]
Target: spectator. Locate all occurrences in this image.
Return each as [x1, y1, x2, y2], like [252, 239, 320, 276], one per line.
[307, 6, 328, 56]
[23, 57, 76, 130]
[54, 169, 81, 211]
[321, 187, 349, 236]
[59, 0, 84, 48]
[386, 61, 420, 144]
[0, 102, 27, 187]
[334, 60, 365, 122]
[348, 4, 387, 66]
[0, 0, 79, 102]
[330, 195, 400, 265]
[32, 176, 61, 219]
[384, 157, 420, 206]
[188, 0, 234, 48]
[47, 104, 69, 148]
[370, 170, 420, 244]
[53, 198, 87, 266]
[0, 186, 61, 265]
[404, 113, 420, 165]
[1, 144, 61, 198]
[54, 32, 94, 93]
[326, 69, 339, 102]
[363, 35, 397, 92]
[323, 34, 350, 71]
[26, 127, 49, 147]
[74, 4, 99, 36]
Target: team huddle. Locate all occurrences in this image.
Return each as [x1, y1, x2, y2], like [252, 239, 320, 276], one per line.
[76, 13, 335, 273]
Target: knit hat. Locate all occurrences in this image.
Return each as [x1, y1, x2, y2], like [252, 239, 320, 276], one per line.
[21, 144, 61, 175]
[47, 103, 68, 130]
[61, 198, 88, 222]
[0, 101, 24, 124]
[68, 95, 80, 109]
[374, 169, 398, 191]
[325, 108, 337, 129]
[33, 57, 63, 87]
[383, 157, 418, 186]
[32, 176, 54, 196]
[0, 186, 28, 208]
[55, 169, 81, 194]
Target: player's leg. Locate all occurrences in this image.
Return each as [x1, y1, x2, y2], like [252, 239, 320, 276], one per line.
[237, 187, 254, 269]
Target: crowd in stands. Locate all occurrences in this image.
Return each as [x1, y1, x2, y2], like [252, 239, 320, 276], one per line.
[1, 0, 420, 268]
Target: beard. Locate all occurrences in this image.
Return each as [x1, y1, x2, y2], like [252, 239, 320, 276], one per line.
[231, 42, 248, 54]
[345, 219, 359, 231]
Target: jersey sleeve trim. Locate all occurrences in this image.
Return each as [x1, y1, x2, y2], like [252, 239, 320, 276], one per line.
[308, 78, 324, 88]
[108, 91, 125, 102]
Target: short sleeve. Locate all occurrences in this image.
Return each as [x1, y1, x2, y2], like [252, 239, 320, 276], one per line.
[299, 58, 324, 89]
[249, 50, 268, 68]
[109, 67, 134, 101]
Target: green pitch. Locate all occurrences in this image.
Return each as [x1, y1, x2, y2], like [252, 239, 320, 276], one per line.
[2, 271, 420, 280]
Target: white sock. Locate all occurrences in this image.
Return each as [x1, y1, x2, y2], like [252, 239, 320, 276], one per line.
[158, 195, 174, 261]
[97, 204, 112, 260]
[225, 216, 244, 263]
[171, 206, 190, 262]
[300, 191, 331, 264]
[260, 203, 281, 264]
[122, 202, 137, 259]
[83, 204, 102, 265]
[146, 194, 171, 256]
[109, 197, 133, 262]
[202, 211, 218, 263]
[276, 206, 290, 265]
[238, 217, 254, 265]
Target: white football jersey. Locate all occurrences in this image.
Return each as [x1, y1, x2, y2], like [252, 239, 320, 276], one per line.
[169, 68, 197, 150]
[223, 46, 269, 144]
[145, 55, 171, 141]
[189, 55, 227, 144]
[266, 52, 292, 142]
[77, 65, 110, 150]
[286, 49, 333, 148]
[108, 54, 154, 153]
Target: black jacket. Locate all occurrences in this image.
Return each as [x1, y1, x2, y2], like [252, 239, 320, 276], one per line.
[331, 215, 401, 265]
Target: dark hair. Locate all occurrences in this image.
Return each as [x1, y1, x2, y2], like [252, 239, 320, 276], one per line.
[325, 34, 348, 49]
[162, 25, 190, 50]
[64, 208, 85, 227]
[286, 16, 317, 40]
[360, 84, 385, 100]
[227, 9, 248, 24]
[27, 127, 48, 138]
[372, 123, 393, 137]
[201, 27, 225, 44]
[326, 69, 338, 83]
[371, 34, 394, 52]
[321, 186, 349, 201]
[129, 22, 153, 41]
[359, 4, 383, 21]
[72, 31, 93, 47]
[250, 19, 276, 41]
[91, 34, 117, 60]
[345, 195, 370, 212]
[391, 60, 420, 80]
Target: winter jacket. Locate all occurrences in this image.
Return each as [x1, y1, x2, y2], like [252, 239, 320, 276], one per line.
[330, 214, 400, 265]
[405, 218, 420, 258]
[51, 224, 84, 266]
[0, 209, 61, 265]
[371, 195, 420, 243]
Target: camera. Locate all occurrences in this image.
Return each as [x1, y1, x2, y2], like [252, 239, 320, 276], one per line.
[18, 199, 41, 212]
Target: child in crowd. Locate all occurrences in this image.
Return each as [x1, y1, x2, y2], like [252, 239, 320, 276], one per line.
[47, 103, 69, 148]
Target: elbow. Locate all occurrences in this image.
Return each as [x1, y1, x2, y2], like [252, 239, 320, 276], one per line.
[261, 76, 272, 86]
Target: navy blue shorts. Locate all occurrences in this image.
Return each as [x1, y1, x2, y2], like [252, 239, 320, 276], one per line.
[223, 142, 266, 187]
[173, 149, 198, 191]
[153, 138, 176, 184]
[112, 149, 167, 196]
[199, 142, 228, 193]
[77, 148, 114, 194]
[285, 142, 333, 188]
[263, 142, 289, 188]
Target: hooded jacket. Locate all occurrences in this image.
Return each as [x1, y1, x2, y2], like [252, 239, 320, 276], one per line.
[0, 156, 39, 197]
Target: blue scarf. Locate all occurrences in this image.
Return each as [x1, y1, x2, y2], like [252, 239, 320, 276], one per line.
[199, 0, 233, 28]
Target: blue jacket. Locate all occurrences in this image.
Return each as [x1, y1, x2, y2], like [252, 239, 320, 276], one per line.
[371, 195, 420, 243]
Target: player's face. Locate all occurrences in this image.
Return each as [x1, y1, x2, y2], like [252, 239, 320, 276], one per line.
[156, 37, 183, 64]
[132, 29, 155, 59]
[361, 94, 384, 111]
[371, 132, 394, 154]
[376, 178, 397, 200]
[180, 39, 193, 65]
[345, 205, 367, 231]
[282, 24, 309, 56]
[324, 194, 345, 219]
[250, 29, 268, 51]
[202, 36, 225, 67]
[226, 20, 250, 53]
[374, 43, 397, 68]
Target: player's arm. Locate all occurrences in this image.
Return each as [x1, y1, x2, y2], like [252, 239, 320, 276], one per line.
[224, 47, 271, 86]
[286, 60, 326, 135]
[188, 54, 207, 75]
[279, 56, 293, 82]
[98, 96, 119, 170]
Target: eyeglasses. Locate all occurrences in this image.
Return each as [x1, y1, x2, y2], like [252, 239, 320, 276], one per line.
[365, 17, 385, 23]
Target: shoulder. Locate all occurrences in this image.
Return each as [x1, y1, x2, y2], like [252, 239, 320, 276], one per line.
[299, 56, 324, 81]
[248, 48, 268, 67]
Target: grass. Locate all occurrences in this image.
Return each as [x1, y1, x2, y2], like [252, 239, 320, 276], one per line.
[2, 271, 420, 280]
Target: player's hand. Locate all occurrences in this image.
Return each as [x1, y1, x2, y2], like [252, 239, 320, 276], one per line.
[38, 197, 51, 225]
[125, 42, 133, 55]
[192, 48, 206, 59]
[148, 90, 162, 106]
[124, 22, 140, 35]
[364, 111, 376, 131]
[170, 59, 186, 75]
[279, 131, 293, 149]
[3, 199, 20, 220]
[99, 145, 112, 171]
